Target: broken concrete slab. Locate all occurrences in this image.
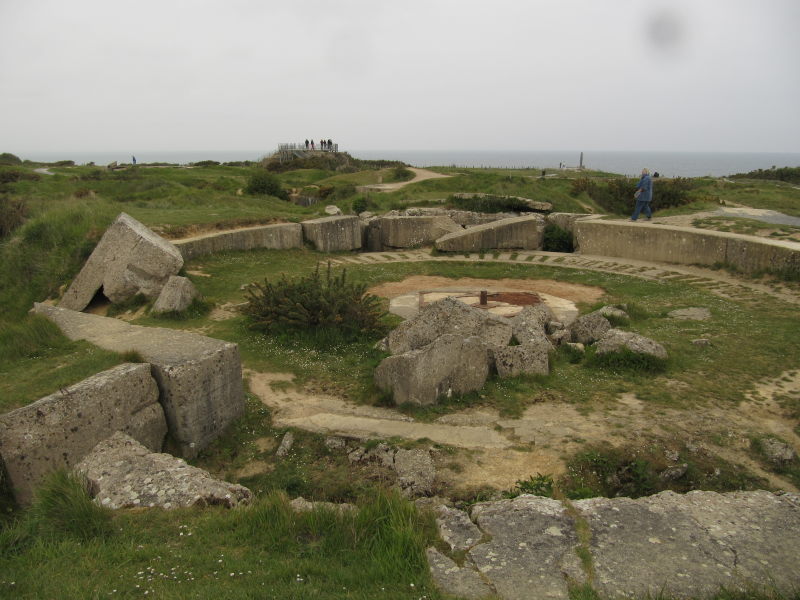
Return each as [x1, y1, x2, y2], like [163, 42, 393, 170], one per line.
[435, 505, 484, 553]
[568, 311, 611, 345]
[387, 297, 512, 355]
[151, 275, 199, 314]
[427, 548, 495, 600]
[492, 340, 551, 378]
[393, 448, 436, 496]
[595, 328, 668, 360]
[374, 215, 463, 249]
[76, 432, 251, 509]
[511, 304, 554, 345]
[375, 334, 490, 406]
[435, 214, 546, 252]
[33, 304, 244, 459]
[301, 215, 361, 251]
[468, 495, 581, 600]
[173, 223, 303, 260]
[60, 212, 183, 310]
[0, 363, 167, 506]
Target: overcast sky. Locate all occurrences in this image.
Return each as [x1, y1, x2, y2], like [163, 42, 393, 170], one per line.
[2, 0, 798, 154]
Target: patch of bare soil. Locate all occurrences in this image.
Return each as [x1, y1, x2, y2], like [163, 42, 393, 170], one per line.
[209, 302, 243, 321]
[245, 367, 800, 496]
[368, 276, 605, 305]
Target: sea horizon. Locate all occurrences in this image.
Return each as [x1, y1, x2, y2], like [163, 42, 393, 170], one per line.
[13, 149, 800, 179]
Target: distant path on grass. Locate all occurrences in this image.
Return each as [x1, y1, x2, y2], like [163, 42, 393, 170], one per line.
[359, 167, 451, 192]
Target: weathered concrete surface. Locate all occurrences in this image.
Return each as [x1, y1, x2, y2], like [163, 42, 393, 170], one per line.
[426, 491, 800, 600]
[393, 448, 436, 496]
[76, 432, 251, 509]
[493, 340, 551, 377]
[371, 215, 463, 250]
[0, 363, 166, 506]
[427, 548, 495, 600]
[151, 275, 199, 314]
[435, 504, 484, 553]
[576, 491, 800, 599]
[60, 212, 184, 310]
[33, 304, 244, 459]
[468, 496, 582, 600]
[568, 311, 612, 345]
[435, 215, 546, 252]
[398, 207, 518, 228]
[173, 223, 303, 260]
[511, 304, 554, 345]
[387, 297, 512, 355]
[575, 220, 800, 276]
[375, 334, 489, 406]
[595, 328, 668, 360]
[301, 215, 361, 251]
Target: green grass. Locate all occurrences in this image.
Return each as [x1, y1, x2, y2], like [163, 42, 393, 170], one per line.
[1, 473, 443, 600]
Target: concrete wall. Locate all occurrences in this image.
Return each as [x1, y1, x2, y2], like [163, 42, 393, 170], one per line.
[173, 223, 303, 261]
[301, 215, 361, 252]
[33, 304, 245, 459]
[0, 363, 166, 505]
[574, 220, 800, 276]
[435, 215, 546, 252]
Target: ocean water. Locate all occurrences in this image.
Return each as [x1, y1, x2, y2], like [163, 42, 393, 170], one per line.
[18, 149, 800, 178]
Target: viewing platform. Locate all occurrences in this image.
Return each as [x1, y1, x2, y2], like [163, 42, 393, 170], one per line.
[275, 142, 340, 162]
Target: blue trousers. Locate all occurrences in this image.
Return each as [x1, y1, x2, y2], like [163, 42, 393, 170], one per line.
[631, 200, 652, 221]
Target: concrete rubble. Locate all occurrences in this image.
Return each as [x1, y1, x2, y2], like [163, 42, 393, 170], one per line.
[435, 215, 546, 252]
[151, 275, 200, 314]
[0, 363, 166, 506]
[595, 328, 669, 360]
[76, 432, 251, 509]
[60, 212, 183, 311]
[33, 304, 245, 459]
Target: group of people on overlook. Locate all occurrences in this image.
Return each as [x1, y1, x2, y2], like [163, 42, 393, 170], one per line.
[305, 138, 335, 152]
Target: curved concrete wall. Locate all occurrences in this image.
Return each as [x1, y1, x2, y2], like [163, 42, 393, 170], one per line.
[173, 223, 303, 260]
[574, 220, 800, 276]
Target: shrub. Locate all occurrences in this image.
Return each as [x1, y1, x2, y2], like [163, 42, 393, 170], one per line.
[388, 165, 414, 182]
[246, 170, 288, 200]
[586, 346, 667, 374]
[730, 165, 800, 184]
[244, 262, 387, 339]
[0, 168, 40, 185]
[504, 473, 554, 498]
[0, 196, 28, 237]
[0, 152, 22, 165]
[542, 223, 574, 252]
[190, 160, 220, 167]
[449, 194, 532, 213]
[352, 196, 369, 214]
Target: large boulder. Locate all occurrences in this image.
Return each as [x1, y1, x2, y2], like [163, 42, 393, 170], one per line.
[76, 432, 251, 509]
[493, 339, 551, 378]
[595, 328, 668, 360]
[301, 215, 361, 251]
[60, 212, 184, 310]
[568, 311, 612, 345]
[0, 363, 167, 506]
[375, 334, 490, 406]
[435, 214, 546, 252]
[33, 304, 244, 459]
[151, 275, 200, 314]
[387, 297, 512, 355]
[393, 448, 437, 496]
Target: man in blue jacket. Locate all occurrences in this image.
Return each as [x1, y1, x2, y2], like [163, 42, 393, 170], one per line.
[630, 168, 653, 221]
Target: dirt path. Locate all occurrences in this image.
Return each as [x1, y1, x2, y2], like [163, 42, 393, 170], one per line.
[360, 167, 451, 192]
[247, 364, 800, 494]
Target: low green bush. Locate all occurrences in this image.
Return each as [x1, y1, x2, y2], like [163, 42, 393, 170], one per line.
[0, 196, 28, 237]
[586, 347, 667, 374]
[245, 170, 288, 200]
[243, 263, 387, 340]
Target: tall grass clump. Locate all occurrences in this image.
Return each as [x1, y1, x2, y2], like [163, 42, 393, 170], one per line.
[0, 315, 70, 366]
[28, 471, 112, 542]
[586, 347, 668, 374]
